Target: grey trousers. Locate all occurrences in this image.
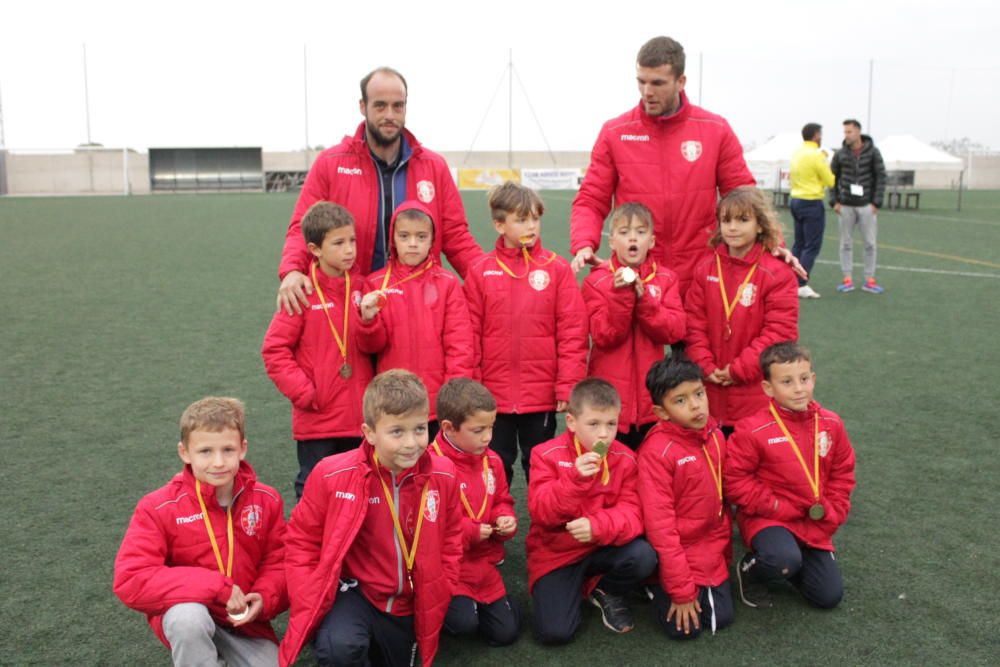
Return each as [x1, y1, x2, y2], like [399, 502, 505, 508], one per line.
[838, 205, 878, 279]
[162, 603, 278, 667]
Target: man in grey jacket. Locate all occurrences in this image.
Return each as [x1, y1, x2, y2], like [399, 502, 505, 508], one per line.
[830, 119, 887, 294]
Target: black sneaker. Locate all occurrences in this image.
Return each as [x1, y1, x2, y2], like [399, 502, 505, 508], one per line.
[588, 588, 635, 633]
[736, 554, 773, 609]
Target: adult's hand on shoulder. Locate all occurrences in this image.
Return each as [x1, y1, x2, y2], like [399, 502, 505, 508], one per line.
[277, 271, 312, 315]
[773, 247, 807, 281]
[571, 247, 602, 274]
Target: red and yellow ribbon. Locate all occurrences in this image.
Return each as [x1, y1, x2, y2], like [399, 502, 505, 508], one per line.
[702, 432, 724, 517]
[195, 480, 234, 577]
[608, 255, 658, 283]
[715, 254, 758, 325]
[769, 404, 821, 503]
[372, 453, 430, 577]
[495, 246, 557, 279]
[311, 262, 349, 363]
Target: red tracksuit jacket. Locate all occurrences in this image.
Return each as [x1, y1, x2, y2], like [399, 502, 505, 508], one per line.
[526, 433, 644, 592]
[464, 238, 589, 413]
[638, 419, 732, 604]
[261, 265, 384, 440]
[571, 92, 755, 296]
[583, 257, 687, 429]
[429, 433, 516, 603]
[278, 123, 483, 280]
[360, 202, 475, 419]
[683, 243, 799, 427]
[280, 442, 462, 667]
[725, 400, 856, 551]
[113, 463, 287, 646]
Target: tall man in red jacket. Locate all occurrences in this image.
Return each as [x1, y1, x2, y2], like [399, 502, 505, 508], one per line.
[571, 36, 799, 296]
[276, 67, 484, 315]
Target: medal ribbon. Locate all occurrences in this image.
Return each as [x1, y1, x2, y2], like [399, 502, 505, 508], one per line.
[573, 436, 610, 486]
[769, 404, 821, 502]
[702, 432, 724, 516]
[715, 255, 758, 324]
[311, 262, 350, 363]
[608, 256, 658, 283]
[494, 246, 557, 279]
[430, 437, 491, 520]
[372, 453, 430, 576]
[379, 259, 435, 292]
[195, 480, 234, 578]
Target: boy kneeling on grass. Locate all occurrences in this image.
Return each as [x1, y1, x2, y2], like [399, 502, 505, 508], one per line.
[114, 397, 288, 667]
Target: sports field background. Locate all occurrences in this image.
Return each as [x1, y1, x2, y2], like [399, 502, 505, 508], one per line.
[2, 190, 998, 665]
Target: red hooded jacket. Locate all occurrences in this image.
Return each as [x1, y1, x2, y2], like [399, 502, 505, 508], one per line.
[638, 419, 732, 604]
[464, 238, 589, 413]
[526, 433, 644, 592]
[725, 400, 856, 551]
[683, 243, 799, 427]
[278, 123, 483, 280]
[279, 443, 462, 667]
[113, 463, 287, 647]
[583, 257, 686, 429]
[360, 201, 475, 419]
[429, 433, 516, 603]
[571, 93, 755, 296]
[261, 266, 384, 440]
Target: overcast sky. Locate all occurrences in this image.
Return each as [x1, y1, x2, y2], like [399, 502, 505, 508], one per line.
[2, 0, 998, 154]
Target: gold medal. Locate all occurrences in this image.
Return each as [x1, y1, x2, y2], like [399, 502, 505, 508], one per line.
[339, 363, 352, 379]
[592, 440, 610, 458]
[809, 503, 825, 520]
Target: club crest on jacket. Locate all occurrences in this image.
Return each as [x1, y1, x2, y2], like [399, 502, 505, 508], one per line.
[424, 490, 440, 522]
[681, 140, 702, 162]
[417, 180, 435, 203]
[528, 269, 550, 291]
[818, 431, 831, 458]
[740, 283, 757, 307]
[241, 504, 263, 536]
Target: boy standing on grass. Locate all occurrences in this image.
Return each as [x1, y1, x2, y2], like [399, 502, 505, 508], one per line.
[527, 379, 656, 644]
[359, 201, 475, 442]
[726, 342, 856, 610]
[262, 201, 386, 499]
[113, 397, 288, 667]
[638, 356, 733, 639]
[464, 181, 589, 484]
[583, 202, 687, 450]
[279, 370, 462, 667]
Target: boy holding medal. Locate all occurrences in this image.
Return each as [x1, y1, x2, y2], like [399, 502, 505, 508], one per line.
[280, 370, 463, 667]
[464, 181, 588, 484]
[359, 201, 475, 442]
[582, 202, 687, 450]
[114, 397, 288, 667]
[638, 356, 734, 639]
[527, 379, 656, 644]
[725, 342, 856, 610]
[262, 201, 386, 499]
[430, 378, 521, 646]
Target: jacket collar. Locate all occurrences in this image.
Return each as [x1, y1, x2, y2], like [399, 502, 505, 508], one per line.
[714, 241, 764, 266]
[180, 461, 255, 508]
[494, 236, 551, 261]
[770, 399, 821, 423]
[351, 122, 421, 162]
[648, 417, 721, 449]
[361, 439, 433, 484]
[637, 90, 692, 128]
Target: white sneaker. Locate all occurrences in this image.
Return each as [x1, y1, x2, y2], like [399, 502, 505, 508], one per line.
[798, 285, 821, 299]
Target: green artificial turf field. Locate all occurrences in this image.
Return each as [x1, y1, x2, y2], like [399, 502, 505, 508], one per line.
[1, 189, 998, 665]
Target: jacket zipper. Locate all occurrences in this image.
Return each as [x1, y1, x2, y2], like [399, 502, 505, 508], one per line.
[385, 471, 406, 613]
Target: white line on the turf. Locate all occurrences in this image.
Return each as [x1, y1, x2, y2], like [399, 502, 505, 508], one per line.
[886, 211, 1000, 227]
[814, 259, 1000, 279]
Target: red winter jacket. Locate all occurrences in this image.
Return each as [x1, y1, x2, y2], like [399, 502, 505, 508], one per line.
[278, 123, 483, 279]
[113, 463, 287, 647]
[571, 92, 755, 296]
[638, 419, 732, 604]
[429, 434, 516, 603]
[464, 238, 589, 413]
[261, 265, 383, 440]
[526, 433, 644, 592]
[360, 202, 475, 418]
[683, 243, 799, 427]
[725, 400, 856, 551]
[583, 257, 686, 429]
[280, 443, 462, 667]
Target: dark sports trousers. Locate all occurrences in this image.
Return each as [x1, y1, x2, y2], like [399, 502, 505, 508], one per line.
[532, 538, 658, 645]
[617, 422, 655, 451]
[295, 437, 362, 500]
[491, 411, 557, 485]
[745, 525, 844, 609]
[649, 582, 734, 639]
[790, 198, 826, 286]
[443, 595, 521, 646]
[314, 586, 416, 667]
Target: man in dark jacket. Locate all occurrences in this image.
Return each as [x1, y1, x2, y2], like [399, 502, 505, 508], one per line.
[830, 119, 887, 294]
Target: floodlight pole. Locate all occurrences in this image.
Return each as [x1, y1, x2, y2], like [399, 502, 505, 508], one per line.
[508, 49, 513, 169]
[304, 44, 310, 171]
[83, 43, 93, 145]
[0, 81, 6, 148]
[698, 52, 703, 105]
[866, 59, 873, 133]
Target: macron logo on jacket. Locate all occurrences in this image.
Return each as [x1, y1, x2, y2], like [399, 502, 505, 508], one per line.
[176, 513, 204, 525]
[620, 134, 650, 142]
[337, 166, 363, 176]
[335, 491, 356, 501]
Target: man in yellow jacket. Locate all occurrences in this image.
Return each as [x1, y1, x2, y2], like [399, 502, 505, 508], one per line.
[789, 123, 835, 299]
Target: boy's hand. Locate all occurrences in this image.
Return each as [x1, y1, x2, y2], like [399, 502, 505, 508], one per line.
[667, 599, 702, 635]
[494, 515, 517, 536]
[716, 365, 734, 386]
[230, 592, 263, 627]
[565, 517, 593, 543]
[226, 584, 247, 616]
[633, 280, 645, 298]
[277, 271, 313, 315]
[556, 401, 568, 413]
[360, 291, 384, 322]
[706, 369, 725, 385]
[478, 523, 494, 541]
[574, 451, 602, 478]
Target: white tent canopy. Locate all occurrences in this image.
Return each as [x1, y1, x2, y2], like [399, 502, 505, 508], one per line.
[876, 135, 964, 172]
